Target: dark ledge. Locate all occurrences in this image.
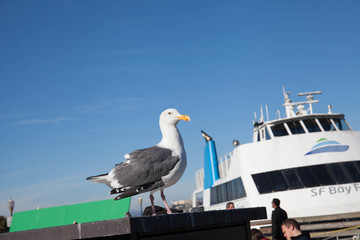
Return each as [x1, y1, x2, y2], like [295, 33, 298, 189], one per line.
[2, 207, 267, 240]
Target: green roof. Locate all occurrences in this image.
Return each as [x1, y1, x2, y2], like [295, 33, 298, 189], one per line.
[10, 197, 131, 232]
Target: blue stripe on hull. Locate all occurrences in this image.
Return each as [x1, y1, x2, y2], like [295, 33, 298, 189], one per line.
[305, 145, 349, 156]
[311, 140, 340, 149]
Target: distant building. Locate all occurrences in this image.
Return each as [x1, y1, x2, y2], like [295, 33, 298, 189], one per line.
[171, 199, 193, 213]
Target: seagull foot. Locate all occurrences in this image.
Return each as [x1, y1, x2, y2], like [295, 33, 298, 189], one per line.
[110, 188, 122, 195]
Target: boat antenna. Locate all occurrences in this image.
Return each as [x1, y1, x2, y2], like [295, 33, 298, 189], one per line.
[328, 105, 333, 114]
[297, 91, 322, 114]
[265, 105, 269, 122]
[283, 86, 291, 103]
[276, 110, 281, 119]
[282, 86, 295, 118]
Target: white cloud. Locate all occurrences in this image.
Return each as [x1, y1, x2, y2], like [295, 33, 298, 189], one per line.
[16, 116, 75, 125]
[12, 97, 146, 126]
[55, 104, 110, 115]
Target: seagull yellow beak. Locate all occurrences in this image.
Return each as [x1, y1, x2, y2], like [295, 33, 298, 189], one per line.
[177, 114, 191, 121]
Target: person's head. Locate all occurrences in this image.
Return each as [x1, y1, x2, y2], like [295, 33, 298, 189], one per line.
[226, 202, 235, 209]
[272, 198, 280, 208]
[251, 228, 266, 240]
[281, 218, 301, 240]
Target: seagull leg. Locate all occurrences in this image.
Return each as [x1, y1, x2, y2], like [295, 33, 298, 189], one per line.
[149, 193, 156, 216]
[160, 190, 173, 214]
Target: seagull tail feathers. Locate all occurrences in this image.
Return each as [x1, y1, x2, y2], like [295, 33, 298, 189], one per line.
[86, 173, 109, 184]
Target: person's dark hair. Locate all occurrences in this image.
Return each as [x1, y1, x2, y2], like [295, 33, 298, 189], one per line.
[251, 228, 266, 240]
[282, 218, 301, 231]
[272, 198, 280, 207]
[142, 205, 183, 216]
[226, 202, 234, 209]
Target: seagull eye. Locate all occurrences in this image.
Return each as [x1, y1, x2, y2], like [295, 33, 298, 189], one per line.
[168, 112, 172, 115]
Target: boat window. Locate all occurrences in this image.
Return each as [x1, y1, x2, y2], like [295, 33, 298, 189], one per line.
[264, 127, 271, 140]
[218, 184, 227, 203]
[228, 177, 246, 199]
[251, 161, 360, 194]
[226, 180, 234, 200]
[318, 118, 336, 131]
[354, 161, 360, 171]
[252, 173, 272, 194]
[266, 171, 288, 191]
[311, 165, 335, 185]
[297, 167, 318, 187]
[195, 192, 203, 207]
[287, 121, 305, 135]
[210, 187, 217, 205]
[258, 127, 271, 141]
[343, 162, 360, 182]
[328, 163, 351, 184]
[210, 177, 247, 205]
[271, 123, 289, 137]
[303, 119, 321, 132]
[282, 169, 303, 189]
[333, 118, 351, 131]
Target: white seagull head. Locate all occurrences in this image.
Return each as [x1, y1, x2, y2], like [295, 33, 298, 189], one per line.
[159, 108, 190, 126]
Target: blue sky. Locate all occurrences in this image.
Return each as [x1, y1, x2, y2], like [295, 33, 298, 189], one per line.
[1, 0, 360, 217]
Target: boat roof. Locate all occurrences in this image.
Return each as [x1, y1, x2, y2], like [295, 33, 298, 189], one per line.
[253, 88, 346, 130]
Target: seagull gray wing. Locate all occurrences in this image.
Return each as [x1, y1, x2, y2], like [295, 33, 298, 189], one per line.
[111, 146, 180, 188]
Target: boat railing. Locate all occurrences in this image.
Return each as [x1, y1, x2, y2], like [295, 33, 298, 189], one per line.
[218, 152, 233, 178]
[195, 168, 204, 189]
[194, 152, 233, 189]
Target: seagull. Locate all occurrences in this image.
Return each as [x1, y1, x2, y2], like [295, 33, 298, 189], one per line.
[86, 108, 190, 215]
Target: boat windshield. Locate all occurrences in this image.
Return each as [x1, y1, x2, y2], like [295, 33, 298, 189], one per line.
[303, 119, 321, 132]
[333, 118, 351, 130]
[266, 117, 351, 139]
[271, 123, 288, 137]
[318, 118, 336, 131]
[287, 121, 305, 134]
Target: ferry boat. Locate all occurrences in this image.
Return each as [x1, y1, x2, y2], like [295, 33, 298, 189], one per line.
[192, 88, 360, 219]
